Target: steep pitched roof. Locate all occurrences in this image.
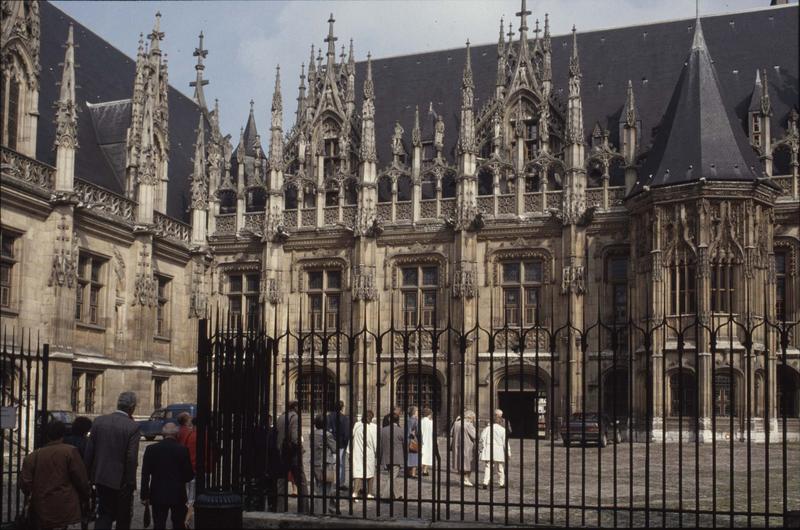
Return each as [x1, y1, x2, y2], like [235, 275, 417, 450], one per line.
[37, 1, 202, 221]
[353, 5, 798, 172]
[636, 20, 762, 190]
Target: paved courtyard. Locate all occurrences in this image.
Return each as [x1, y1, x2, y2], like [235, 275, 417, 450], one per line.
[124, 437, 799, 528]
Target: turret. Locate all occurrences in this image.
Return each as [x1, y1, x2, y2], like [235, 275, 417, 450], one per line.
[54, 24, 78, 193]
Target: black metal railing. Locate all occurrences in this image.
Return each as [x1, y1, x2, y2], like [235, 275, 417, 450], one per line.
[0, 328, 50, 526]
[195, 293, 799, 527]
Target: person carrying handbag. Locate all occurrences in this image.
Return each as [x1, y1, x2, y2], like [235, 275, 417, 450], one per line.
[19, 420, 91, 530]
[404, 406, 420, 478]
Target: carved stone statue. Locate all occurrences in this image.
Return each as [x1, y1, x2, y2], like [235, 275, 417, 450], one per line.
[391, 121, 404, 157]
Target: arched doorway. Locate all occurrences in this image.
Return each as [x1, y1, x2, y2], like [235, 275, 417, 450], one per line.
[295, 369, 336, 414]
[395, 371, 442, 417]
[602, 368, 629, 421]
[668, 369, 696, 417]
[778, 365, 800, 419]
[497, 369, 549, 439]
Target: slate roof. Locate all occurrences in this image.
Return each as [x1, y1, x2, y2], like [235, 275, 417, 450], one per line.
[353, 5, 799, 173]
[37, 1, 203, 221]
[636, 21, 763, 191]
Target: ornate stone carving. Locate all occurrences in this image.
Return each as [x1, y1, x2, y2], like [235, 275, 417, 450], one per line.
[48, 217, 77, 288]
[112, 247, 126, 298]
[561, 264, 585, 295]
[133, 246, 157, 307]
[1, 147, 55, 190]
[391, 121, 405, 158]
[452, 264, 476, 299]
[352, 265, 377, 301]
[189, 256, 207, 318]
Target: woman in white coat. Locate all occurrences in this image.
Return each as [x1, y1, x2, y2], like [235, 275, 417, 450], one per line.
[479, 410, 509, 489]
[420, 407, 434, 476]
[348, 410, 378, 499]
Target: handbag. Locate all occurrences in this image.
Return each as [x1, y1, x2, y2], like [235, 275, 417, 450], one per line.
[408, 439, 420, 453]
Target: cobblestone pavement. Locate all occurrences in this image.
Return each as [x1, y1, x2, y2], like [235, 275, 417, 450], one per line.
[121, 438, 799, 528]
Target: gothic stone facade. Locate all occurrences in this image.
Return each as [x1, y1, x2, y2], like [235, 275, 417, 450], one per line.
[1, 1, 799, 436]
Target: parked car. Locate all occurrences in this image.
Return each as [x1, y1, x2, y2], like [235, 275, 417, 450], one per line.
[137, 403, 196, 441]
[36, 410, 76, 434]
[560, 413, 621, 447]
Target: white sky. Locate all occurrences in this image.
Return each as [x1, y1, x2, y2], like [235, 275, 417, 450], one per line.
[51, 0, 784, 137]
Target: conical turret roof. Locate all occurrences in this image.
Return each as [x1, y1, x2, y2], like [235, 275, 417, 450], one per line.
[636, 19, 762, 191]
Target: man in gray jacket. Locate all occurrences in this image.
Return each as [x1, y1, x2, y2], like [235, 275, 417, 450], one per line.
[84, 391, 140, 530]
[275, 401, 308, 513]
[380, 411, 406, 501]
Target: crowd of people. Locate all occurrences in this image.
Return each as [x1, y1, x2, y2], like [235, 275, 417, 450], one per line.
[19, 391, 512, 527]
[20, 391, 197, 530]
[267, 401, 512, 513]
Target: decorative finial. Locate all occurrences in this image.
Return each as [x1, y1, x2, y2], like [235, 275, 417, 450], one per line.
[516, 0, 531, 34]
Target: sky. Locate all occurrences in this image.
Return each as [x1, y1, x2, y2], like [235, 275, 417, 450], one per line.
[51, 0, 786, 138]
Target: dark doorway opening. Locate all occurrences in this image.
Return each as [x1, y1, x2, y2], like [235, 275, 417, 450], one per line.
[498, 390, 547, 439]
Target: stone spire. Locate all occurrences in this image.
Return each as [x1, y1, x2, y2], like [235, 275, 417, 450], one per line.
[307, 44, 317, 102]
[749, 68, 773, 174]
[566, 25, 584, 148]
[348, 38, 355, 71]
[148, 11, 164, 55]
[54, 24, 78, 192]
[412, 105, 421, 148]
[542, 14, 552, 89]
[459, 40, 476, 156]
[190, 114, 207, 210]
[621, 80, 639, 192]
[516, 0, 531, 53]
[190, 31, 209, 110]
[360, 53, 376, 164]
[496, 17, 506, 94]
[296, 63, 306, 125]
[269, 65, 283, 170]
[325, 13, 337, 69]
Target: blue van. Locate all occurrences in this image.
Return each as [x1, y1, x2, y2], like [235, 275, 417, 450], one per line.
[137, 403, 196, 440]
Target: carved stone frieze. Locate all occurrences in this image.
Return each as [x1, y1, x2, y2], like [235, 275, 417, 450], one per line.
[133, 246, 157, 307]
[452, 263, 476, 299]
[561, 264, 585, 295]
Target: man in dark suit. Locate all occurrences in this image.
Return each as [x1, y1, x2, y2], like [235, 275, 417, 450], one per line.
[141, 423, 194, 529]
[325, 400, 351, 490]
[84, 391, 140, 530]
[380, 411, 406, 501]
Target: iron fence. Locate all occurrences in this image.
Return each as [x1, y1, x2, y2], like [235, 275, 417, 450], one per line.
[195, 272, 800, 528]
[0, 329, 50, 526]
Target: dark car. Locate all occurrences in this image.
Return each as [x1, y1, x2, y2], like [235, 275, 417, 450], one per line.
[560, 413, 621, 447]
[137, 403, 196, 441]
[36, 410, 76, 434]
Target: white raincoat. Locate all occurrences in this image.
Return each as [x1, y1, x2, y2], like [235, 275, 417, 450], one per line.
[479, 423, 509, 462]
[348, 420, 377, 479]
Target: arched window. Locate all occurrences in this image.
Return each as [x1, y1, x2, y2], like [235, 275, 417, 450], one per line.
[344, 180, 358, 205]
[6, 77, 20, 150]
[396, 373, 441, 416]
[397, 175, 412, 202]
[478, 168, 494, 196]
[710, 262, 734, 313]
[778, 365, 800, 419]
[714, 369, 736, 417]
[246, 188, 266, 212]
[303, 184, 317, 208]
[377, 176, 393, 203]
[219, 190, 237, 215]
[296, 370, 337, 413]
[669, 370, 696, 417]
[670, 262, 696, 315]
[421, 174, 436, 200]
[524, 170, 540, 193]
[441, 172, 456, 198]
[324, 181, 339, 207]
[284, 185, 298, 210]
